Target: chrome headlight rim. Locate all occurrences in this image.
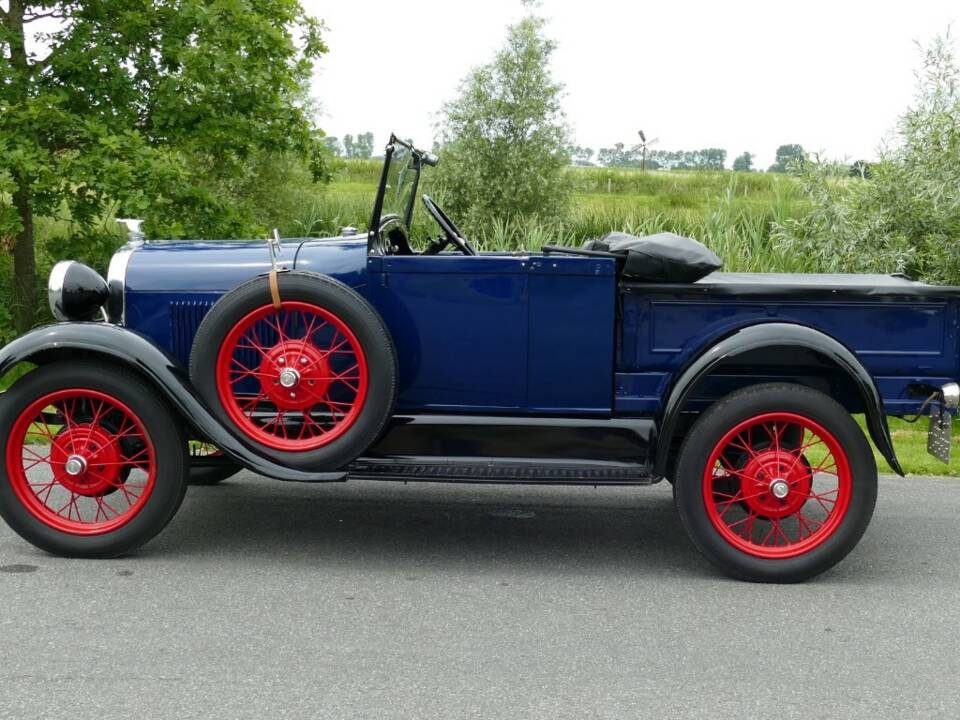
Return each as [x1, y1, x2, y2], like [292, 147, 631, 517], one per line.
[47, 260, 109, 323]
[47, 260, 75, 322]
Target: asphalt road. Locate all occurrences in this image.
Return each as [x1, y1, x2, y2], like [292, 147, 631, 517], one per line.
[1, 472, 959, 719]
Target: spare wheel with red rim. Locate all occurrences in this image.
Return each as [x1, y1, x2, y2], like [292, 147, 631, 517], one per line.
[190, 272, 397, 471]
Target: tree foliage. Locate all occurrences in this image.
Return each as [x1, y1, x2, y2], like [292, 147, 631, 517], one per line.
[732, 152, 754, 172]
[768, 144, 806, 173]
[433, 4, 572, 233]
[597, 143, 641, 168]
[342, 132, 374, 159]
[0, 0, 328, 332]
[570, 145, 595, 166]
[774, 34, 960, 283]
[597, 144, 726, 171]
[651, 148, 727, 171]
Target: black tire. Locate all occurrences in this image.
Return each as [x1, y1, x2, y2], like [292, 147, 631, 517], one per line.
[0, 361, 188, 557]
[190, 272, 397, 471]
[674, 383, 877, 583]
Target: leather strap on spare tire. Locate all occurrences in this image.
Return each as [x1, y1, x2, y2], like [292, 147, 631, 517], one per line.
[189, 271, 397, 472]
[268, 270, 282, 310]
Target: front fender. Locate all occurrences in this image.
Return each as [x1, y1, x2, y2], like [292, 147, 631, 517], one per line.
[653, 322, 904, 477]
[0, 323, 347, 482]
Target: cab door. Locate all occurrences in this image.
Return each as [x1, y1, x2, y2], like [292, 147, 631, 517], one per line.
[367, 253, 617, 415]
[368, 254, 529, 412]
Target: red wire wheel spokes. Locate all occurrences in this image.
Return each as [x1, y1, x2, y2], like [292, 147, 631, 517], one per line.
[5, 389, 156, 535]
[214, 300, 369, 451]
[703, 412, 853, 559]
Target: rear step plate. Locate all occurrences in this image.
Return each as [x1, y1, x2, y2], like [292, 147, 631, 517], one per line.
[346, 459, 655, 485]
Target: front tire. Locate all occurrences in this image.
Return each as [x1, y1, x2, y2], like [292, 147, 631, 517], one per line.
[0, 362, 188, 557]
[674, 383, 877, 582]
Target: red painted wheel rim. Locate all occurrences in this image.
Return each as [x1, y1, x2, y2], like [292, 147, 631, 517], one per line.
[5, 389, 156, 535]
[214, 301, 369, 451]
[702, 412, 852, 559]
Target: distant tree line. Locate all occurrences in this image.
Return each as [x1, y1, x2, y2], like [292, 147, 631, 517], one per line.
[570, 141, 838, 173]
[323, 132, 375, 158]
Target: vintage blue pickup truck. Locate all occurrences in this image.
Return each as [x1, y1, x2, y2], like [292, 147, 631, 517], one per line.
[1, 135, 957, 582]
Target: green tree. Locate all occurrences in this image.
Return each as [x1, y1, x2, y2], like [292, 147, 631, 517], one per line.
[732, 152, 754, 172]
[598, 143, 639, 168]
[645, 148, 726, 171]
[774, 35, 960, 283]
[353, 131, 374, 159]
[323, 136, 343, 157]
[433, 1, 571, 233]
[0, 0, 327, 333]
[570, 145, 595, 166]
[768, 144, 806, 173]
[342, 132, 373, 159]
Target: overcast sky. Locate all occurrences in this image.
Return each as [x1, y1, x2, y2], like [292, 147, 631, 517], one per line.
[305, 0, 959, 169]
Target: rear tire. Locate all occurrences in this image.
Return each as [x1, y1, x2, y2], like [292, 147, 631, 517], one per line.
[674, 383, 877, 582]
[0, 362, 188, 557]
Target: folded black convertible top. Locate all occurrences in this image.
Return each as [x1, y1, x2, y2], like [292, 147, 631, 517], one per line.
[583, 231, 721, 283]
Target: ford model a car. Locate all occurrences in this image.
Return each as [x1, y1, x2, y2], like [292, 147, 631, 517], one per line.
[1, 135, 958, 582]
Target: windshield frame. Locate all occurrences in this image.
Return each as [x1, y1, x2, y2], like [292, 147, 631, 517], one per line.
[367, 134, 433, 254]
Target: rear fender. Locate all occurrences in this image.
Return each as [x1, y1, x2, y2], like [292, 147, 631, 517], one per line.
[654, 322, 904, 477]
[0, 323, 346, 482]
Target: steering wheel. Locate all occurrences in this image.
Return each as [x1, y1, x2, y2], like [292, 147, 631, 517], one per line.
[421, 195, 478, 256]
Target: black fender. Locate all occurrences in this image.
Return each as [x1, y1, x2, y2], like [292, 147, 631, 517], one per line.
[654, 322, 904, 477]
[0, 323, 347, 482]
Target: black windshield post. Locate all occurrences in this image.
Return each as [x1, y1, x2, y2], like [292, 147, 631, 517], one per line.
[403, 154, 423, 231]
[368, 135, 397, 253]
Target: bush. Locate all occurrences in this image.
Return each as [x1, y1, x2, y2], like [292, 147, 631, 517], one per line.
[774, 35, 960, 283]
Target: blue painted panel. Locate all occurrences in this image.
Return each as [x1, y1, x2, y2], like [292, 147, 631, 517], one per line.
[649, 301, 948, 360]
[367, 254, 617, 414]
[368, 255, 529, 411]
[526, 258, 616, 412]
[616, 290, 960, 415]
[124, 237, 368, 364]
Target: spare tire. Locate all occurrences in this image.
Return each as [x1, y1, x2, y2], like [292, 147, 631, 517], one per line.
[189, 272, 397, 471]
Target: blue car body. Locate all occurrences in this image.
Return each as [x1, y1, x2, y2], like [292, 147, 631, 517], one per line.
[122, 236, 960, 423]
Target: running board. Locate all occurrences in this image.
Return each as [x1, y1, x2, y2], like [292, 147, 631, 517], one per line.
[346, 458, 656, 485]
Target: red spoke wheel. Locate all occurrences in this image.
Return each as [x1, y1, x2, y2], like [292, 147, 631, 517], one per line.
[190, 272, 397, 471]
[704, 413, 851, 559]
[0, 362, 188, 557]
[674, 383, 877, 583]
[214, 301, 369, 452]
[7, 389, 155, 534]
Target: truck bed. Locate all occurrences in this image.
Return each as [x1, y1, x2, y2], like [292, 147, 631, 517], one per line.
[616, 272, 960, 416]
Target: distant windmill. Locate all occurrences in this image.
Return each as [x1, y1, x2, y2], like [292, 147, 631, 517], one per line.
[637, 130, 659, 171]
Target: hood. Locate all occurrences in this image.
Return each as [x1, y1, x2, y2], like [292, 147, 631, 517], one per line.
[118, 236, 368, 295]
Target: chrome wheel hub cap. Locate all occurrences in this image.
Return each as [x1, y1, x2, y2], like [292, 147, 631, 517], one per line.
[64, 455, 87, 477]
[279, 367, 301, 389]
[769, 478, 790, 499]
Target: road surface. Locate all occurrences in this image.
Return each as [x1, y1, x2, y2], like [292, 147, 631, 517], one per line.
[1, 473, 958, 719]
